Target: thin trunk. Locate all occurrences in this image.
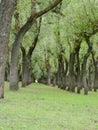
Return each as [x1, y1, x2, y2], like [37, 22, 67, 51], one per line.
[26, 54, 34, 85]
[21, 47, 28, 87]
[91, 51, 97, 92]
[88, 60, 95, 91]
[69, 52, 76, 92]
[47, 65, 51, 85]
[94, 58, 98, 91]
[57, 54, 66, 89]
[82, 56, 89, 95]
[27, 64, 34, 85]
[82, 36, 92, 95]
[75, 44, 82, 94]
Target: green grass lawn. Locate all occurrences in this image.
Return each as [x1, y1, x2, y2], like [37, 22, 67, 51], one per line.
[0, 83, 98, 130]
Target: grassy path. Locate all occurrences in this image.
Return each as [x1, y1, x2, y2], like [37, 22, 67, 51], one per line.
[0, 83, 98, 130]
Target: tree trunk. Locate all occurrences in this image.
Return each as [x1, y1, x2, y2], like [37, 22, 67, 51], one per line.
[0, 0, 16, 98]
[26, 54, 34, 85]
[21, 47, 28, 87]
[94, 58, 98, 91]
[88, 60, 95, 91]
[5, 61, 10, 81]
[21, 47, 34, 87]
[27, 64, 34, 85]
[69, 52, 76, 92]
[82, 60, 88, 95]
[22, 56, 33, 87]
[57, 54, 66, 89]
[82, 56, 89, 95]
[47, 65, 51, 86]
[74, 44, 82, 94]
[0, 44, 7, 98]
[82, 36, 92, 95]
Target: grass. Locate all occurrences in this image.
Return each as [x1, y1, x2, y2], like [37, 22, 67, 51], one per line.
[0, 83, 98, 130]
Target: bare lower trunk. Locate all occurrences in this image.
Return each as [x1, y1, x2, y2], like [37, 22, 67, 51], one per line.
[10, 44, 19, 90]
[94, 59, 98, 91]
[77, 76, 82, 94]
[47, 65, 51, 86]
[21, 47, 33, 87]
[0, 0, 16, 97]
[82, 35, 92, 95]
[69, 52, 76, 92]
[82, 73, 88, 95]
[0, 44, 7, 98]
[82, 57, 89, 95]
[74, 43, 82, 94]
[27, 66, 34, 85]
[88, 60, 95, 91]
[22, 54, 28, 87]
[57, 54, 67, 89]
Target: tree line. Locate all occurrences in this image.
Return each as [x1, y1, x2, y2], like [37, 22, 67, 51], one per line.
[0, 0, 98, 98]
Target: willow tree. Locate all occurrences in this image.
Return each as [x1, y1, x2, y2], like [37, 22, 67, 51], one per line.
[21, 18, 42, 87]
[10, 0, 63, 90]
[62, 0, 98, 95]
[0, 0, 16, 98]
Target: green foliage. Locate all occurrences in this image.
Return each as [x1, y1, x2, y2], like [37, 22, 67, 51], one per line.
[8, 0, 98, 80]
[0, 83, 98, 130]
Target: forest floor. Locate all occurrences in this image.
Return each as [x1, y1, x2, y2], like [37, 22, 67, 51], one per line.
[0, 83, 98, 130]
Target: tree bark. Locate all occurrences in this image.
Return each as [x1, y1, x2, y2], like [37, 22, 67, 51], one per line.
[88, 60, 95, 91]
[69, 52, 76, 92]
[74, 43, 82, 94]
[45, 59, 51, 86]
[94, 58, 98, 91]
[21, 47, 28, 87]
[0, 0, 16, 98]
[82, 36, 92, 95]
[21, 49, 34, 87]
[10, 0, 63, 90]
[57, 54, 66, 89]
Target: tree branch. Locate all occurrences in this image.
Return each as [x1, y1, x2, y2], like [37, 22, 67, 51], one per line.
[28, 17, 42, 56]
